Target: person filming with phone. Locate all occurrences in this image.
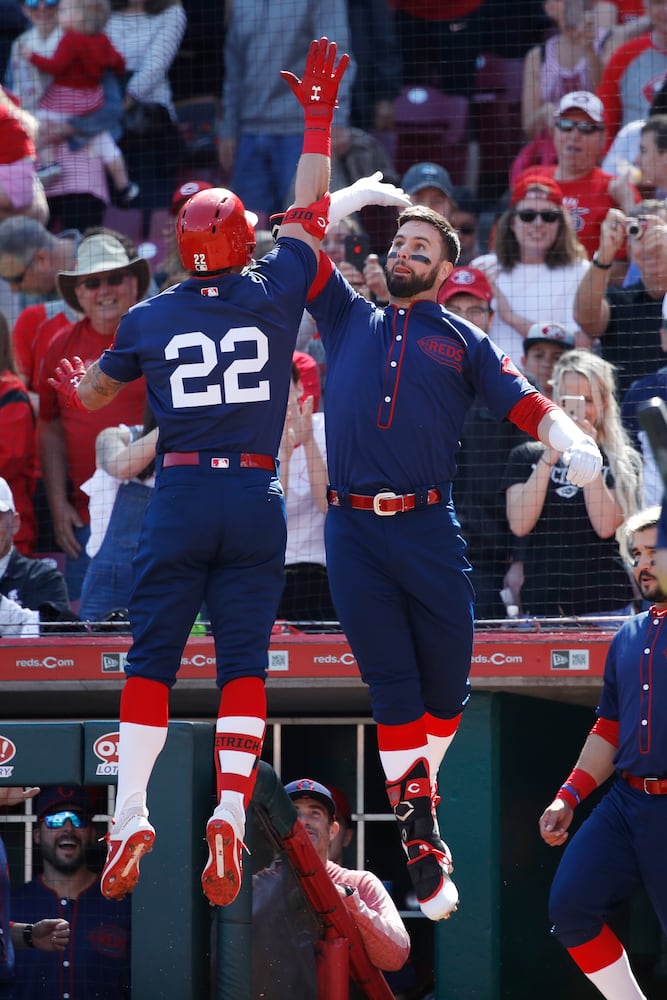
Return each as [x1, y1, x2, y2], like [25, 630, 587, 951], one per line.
[574, 201, 667, 396]
[502, 349, 641, 617]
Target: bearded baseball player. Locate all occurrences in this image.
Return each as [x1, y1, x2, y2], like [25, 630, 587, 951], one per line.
[47, 37, 349, 908]
[540, 506, 667, 999]
[306, 204, 603, 921]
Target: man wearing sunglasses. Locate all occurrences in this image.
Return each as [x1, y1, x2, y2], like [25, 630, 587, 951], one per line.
[574, 200, 667, 397]
[36, 233, 147, 606]
[514, 91, 640, 267]
[11, 785, 130, 1000]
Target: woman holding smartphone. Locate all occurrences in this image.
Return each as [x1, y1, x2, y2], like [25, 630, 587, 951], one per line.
[502, 349, 641, 617]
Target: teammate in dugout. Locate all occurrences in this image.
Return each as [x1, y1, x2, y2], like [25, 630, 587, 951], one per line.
[46, 37, 349, 907]
[306, 204, 603, 922]
[539, 506, 667, 1000]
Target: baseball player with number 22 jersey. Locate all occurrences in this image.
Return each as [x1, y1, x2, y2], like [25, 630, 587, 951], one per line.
[47, 38, 349, 910]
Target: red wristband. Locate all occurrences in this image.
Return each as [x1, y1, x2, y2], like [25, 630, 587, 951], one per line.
[303, 122, 332, 157]
[555, 767, 597, 810]
[282, 194, 330, 240]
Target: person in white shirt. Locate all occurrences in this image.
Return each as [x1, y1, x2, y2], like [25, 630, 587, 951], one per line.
[277, 359, 334, 625]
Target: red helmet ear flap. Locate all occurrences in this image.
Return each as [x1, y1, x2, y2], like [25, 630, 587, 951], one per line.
[176, 188, 256, 272]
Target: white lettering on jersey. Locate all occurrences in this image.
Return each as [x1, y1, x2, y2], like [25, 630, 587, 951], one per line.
[165, 327, 271, 408]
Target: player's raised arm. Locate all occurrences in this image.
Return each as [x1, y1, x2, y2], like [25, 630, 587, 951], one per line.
[277, 37, 349, 253]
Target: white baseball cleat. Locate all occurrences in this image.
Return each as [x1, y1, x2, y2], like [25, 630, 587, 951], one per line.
[201, 804, 248, 907]
[101, 810, 155, 900]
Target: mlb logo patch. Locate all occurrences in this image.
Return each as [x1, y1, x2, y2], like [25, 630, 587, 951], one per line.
[201, 286, 219, 296]
[211, 457, 230, 469]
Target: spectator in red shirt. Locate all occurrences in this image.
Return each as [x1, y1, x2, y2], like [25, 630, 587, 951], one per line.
[0, 217, 79, 408]
[0, 308, 36, 555]
[37, 232, 147, 604]
[515, 90, 640, 276]
[0, 86, 48, 224]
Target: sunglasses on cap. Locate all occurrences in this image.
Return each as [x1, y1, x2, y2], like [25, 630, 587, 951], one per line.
[76, 273, 128, 290]
[555, 118, 603, 135]
[23, 0, 59, 7]
[41, 810, 89, 829]
[514, 209, 561, 224]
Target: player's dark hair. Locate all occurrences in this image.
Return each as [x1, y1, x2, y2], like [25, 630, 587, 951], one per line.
[396, 205, 461, 264]
[641, 116, 667, 153]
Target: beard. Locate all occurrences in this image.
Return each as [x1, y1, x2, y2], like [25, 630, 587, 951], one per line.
[639, 574, 666, 603]
[40, 841, 87, 875]
[386, 261, 441, 298]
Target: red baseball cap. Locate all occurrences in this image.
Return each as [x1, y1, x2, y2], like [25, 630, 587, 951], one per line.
[169, 180, 214, 216]
[510, 172, 563, 207]
[439, 266, 493, 306]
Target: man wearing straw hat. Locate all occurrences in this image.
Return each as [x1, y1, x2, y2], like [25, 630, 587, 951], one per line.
[37, 233, 148, 604]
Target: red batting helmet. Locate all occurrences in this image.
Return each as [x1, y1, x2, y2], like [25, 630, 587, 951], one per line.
[176, 188, 256, 273]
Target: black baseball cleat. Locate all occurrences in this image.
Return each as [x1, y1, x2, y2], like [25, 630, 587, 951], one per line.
[386, 759, 459, 920]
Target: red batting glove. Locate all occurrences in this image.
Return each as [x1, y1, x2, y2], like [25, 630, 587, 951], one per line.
[48, 356, 88, 410]
[280, 38, 350, 155]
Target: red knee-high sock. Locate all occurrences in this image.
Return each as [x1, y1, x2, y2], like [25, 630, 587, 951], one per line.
[377, 717, 430, 784]
[120, 676, 169, 726]
[115, 677, 170, 815]
[215, 677, 266, 809]
[567, 926, 645, 998]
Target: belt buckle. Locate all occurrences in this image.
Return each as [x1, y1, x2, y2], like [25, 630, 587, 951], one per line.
[373, 490, 400, 516]
[644, 777, 659, 793]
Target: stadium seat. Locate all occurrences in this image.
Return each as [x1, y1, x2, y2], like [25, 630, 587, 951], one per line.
[390, 86, 472, 187]
[472, 53, 525, 200]
[174, 95, 221, 170]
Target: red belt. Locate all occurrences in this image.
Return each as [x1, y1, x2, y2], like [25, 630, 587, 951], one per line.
[162, 451, 275, 472]
[621, 772, 667, 795]
[327, 487, 442, 516]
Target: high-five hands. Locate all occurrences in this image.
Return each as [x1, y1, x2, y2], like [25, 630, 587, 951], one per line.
[280, 37, 350, 123]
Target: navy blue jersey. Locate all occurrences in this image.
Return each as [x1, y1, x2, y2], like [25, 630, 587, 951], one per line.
[12, 877, 130, 1000]
[308, 266, 538, 493]
[0, 838, 14, 985]
[597, 609, 667, 774]
[99, 240, 317, 457]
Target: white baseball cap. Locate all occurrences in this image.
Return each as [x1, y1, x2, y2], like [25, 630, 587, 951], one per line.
[0, 477, 16, 513]
[557, 91, 604, 124]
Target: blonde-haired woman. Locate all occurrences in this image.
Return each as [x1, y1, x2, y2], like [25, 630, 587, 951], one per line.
[503, 349, 641, 617]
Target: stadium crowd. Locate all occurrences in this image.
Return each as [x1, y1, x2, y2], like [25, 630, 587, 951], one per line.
[2, 4, 667, 999]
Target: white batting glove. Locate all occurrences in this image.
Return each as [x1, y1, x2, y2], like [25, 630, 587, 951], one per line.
[329, 172, 412, 224]
[562, 437, 602, 487]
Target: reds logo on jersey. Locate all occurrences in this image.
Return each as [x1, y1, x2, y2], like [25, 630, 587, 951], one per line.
[501, 355, 522, 378]
[417, 336, 464, 372]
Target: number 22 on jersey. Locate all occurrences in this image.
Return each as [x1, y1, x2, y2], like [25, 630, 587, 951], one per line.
[166, 327, 270, 408]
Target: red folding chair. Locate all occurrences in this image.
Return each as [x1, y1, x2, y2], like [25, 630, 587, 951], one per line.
[390, 86, 471, 185]
[472, 53, 525, 195]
